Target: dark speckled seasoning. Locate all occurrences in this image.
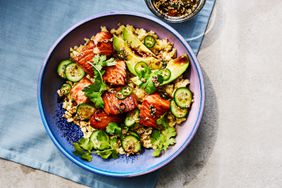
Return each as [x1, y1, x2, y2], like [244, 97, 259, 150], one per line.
[153, 0, 200, 17]
[56, 101, 83, 143]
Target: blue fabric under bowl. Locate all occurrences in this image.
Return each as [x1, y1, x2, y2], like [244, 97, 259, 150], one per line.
[38, 12, 205, 177]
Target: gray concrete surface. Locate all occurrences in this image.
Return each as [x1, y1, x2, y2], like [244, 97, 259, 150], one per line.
[1, 0, 282, 187]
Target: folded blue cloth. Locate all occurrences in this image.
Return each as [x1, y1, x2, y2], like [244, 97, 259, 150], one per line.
[0, 0, 215, 187]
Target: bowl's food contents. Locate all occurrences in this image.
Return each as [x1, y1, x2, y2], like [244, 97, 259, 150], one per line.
[153, 0, 200, 17]
[57, 25, 193, 161]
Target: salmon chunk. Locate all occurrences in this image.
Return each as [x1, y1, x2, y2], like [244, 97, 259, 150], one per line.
[90, 109, 122, 130]
[103, 60, 126, 86]
[70, 78, 92, 105]
[72, 41, 95, 76]
[93, 31, 113, 56]
[102, 90, 138, 115]
[71, 31, 113, 77]
[140, 94, 170, 127]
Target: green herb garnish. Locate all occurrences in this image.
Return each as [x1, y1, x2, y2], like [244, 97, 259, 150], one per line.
[73, 132, 120, 161]
[83, 65, 107, 108]
[93, 55, 116, 71]
[156, 113, 169, 129]
[106, 122, 122, 135]
[150, 126, 176, 157]
[73, 140, 93, 162]
[140, 71, 164, 94]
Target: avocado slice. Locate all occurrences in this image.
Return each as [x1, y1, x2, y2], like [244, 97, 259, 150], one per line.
[113, 35, 158, 75]
[113, 35, 126, 52]
[161, 55, 190, 85]
[113, 35, 190, 85]
[122, 26, 154, 56]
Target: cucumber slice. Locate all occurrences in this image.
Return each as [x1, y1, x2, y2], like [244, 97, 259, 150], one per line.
[128, 131, 140, 140]
[170, 100, 188, 118]
[90, 130, 110, 150]
[124, 109, 140, 127]
[65, 63, 85, 82]
[174, 87, 193, 108]
[57, 60, 72, 78]
[122, 135, 141, 153]
[76, 103, 95, 120]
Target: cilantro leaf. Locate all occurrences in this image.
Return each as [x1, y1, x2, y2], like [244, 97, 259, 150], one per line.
[152, 148, 162, 157]
[73, 132, 121, 160]
[73, 143, 85, 156]
[83, 84, 100, 93]
[140, 74, 156, 94]
[73, 132, 121, 161]
[93, 55, 100, 64]
[162, 127, 176, 150]
[78, 137, 94, 152]
[151, 129, 161, 144]
[157, 73, 164, 85]
[94, 137, 119, 159]
[99, 55, 107, 63]
[99, 81, 107, 93]
[156, 113, 169, 129]
[73, 140, 93, 162]
[163, 127, 177, 138]
[80, 152, 93, 162]
[95, 149, 113, 159]
[90, 92, 104, 108]
[141, 71, 164, 94]
[92, 55, 104, 71]
[92, 55, 116, 70]
[150, 127, 177, 157]
[83, 65, 107, 108]
[106, 122, 122, 135]
[111, 150, 119, 158]
[93, 65, 103, 85]
[104, 58, 116, 66]
[92, 65, 107, 93]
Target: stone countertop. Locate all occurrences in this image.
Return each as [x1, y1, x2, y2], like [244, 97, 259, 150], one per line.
[1, 0, 282, 187]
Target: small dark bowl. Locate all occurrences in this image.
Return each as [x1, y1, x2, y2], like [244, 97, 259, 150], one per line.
[145, 0, 206, 23]
[38, 12, 205, 177]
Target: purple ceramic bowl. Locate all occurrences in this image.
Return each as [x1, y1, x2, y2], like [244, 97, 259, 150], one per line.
[38, 12, 205, 177]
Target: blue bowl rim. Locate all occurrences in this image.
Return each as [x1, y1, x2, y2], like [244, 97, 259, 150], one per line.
[37, 11, 205, 177]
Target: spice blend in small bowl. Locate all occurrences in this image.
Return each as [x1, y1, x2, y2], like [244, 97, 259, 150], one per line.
[154, 0, 200, 17]
[145, 0, 206, 23]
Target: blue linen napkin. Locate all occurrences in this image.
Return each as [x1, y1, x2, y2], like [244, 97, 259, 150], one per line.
[0, 0, 215, 187]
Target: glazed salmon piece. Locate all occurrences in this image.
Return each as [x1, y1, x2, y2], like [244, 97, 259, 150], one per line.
[72, 41, 95, 76]
[71, 31, 113, 77]
[70, 78, 92, 105]
[93, 31, 112, 44]
[90, 110, 122, 130]
[93, 31, 113, 56]
[140, 94, 170, 127]
[103, 90, 138, 115]
[93, 42, 114, 56]
[103, 60, 126, 86]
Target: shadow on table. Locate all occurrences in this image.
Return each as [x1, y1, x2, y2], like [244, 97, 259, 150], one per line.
[157, 70, 219, 187]
[200, 0, 224, 51]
